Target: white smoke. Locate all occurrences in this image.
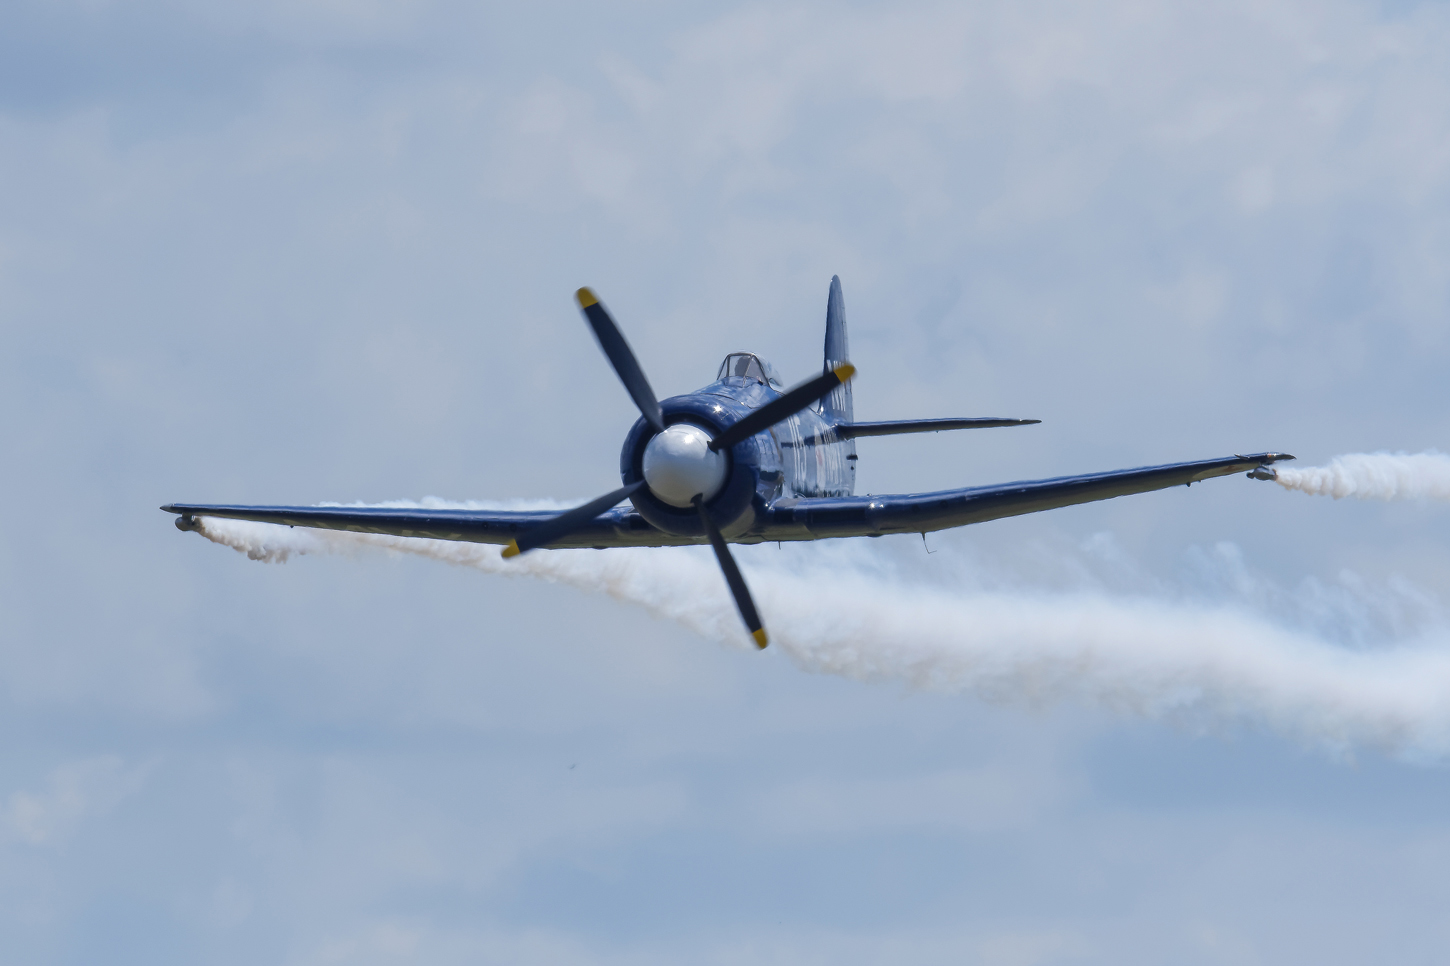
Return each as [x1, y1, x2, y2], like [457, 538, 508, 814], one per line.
[190, 505, 1450, 759]
[1276, 451, 1450, 501]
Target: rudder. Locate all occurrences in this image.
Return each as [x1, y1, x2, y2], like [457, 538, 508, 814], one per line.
[822, 275, 853, 424]
[822, 275, 857, 495]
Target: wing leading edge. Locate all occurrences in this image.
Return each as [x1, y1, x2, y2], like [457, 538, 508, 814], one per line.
[757, 452, 1295, 540]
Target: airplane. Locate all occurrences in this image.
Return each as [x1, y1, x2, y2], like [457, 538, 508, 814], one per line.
[163, 277, 1293, 649]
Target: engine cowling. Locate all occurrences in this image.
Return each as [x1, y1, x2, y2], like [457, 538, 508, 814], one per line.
[620, 394, 772, 538]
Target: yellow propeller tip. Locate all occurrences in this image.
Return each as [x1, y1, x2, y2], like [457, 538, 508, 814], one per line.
[752, 629, 769, 649]
[576, 287, 598, 308]
[832, 362, 856, 381]
[501, 540, 521, 559]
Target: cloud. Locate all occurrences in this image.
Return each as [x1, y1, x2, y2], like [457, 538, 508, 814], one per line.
[3, 756, 150, 846]
[751, 766, 1060, 836]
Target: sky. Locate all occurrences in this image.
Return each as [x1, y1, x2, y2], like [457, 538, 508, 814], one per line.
[3, 0, 1450, 962]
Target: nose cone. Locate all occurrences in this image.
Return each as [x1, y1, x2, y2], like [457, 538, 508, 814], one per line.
[642, 423, 729, 507]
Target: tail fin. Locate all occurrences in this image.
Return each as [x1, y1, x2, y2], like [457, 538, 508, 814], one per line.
[823, 276, 857, 495]
[822, 276, 853, 424]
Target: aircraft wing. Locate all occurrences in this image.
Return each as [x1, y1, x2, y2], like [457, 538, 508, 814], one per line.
[164, 452, 1292, 550]
[756, 452, 1294, 540]
[158, 501, 680, 548]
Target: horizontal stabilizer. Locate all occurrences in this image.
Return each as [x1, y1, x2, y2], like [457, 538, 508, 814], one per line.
[837, 418, 1040, 440]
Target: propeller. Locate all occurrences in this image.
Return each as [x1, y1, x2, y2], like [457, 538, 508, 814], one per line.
[693, 496, 768, 649]
[502, 481, 644, 558]
[502, 287, 859, 650]
[576, 287, 664, 433]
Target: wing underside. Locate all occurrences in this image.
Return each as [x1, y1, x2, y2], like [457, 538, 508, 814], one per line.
[164, 453, 1291, 550]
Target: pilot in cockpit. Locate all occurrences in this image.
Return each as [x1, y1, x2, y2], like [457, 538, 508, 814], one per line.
[718, 352, 781, 387]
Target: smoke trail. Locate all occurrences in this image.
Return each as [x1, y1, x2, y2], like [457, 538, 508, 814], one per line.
[192, 509, 1450, 759]
[1276, 451, 1450, 501]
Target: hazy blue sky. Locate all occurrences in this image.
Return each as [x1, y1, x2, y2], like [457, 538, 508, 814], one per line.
[4, 1, 1450, 963]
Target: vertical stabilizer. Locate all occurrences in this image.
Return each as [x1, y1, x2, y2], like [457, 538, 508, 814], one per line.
[822, 276, 853, 424]
[822, 275, 856, 494]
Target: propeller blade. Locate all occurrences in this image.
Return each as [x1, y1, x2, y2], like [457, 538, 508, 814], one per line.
[692, 496, 768, 649]
[709, 363, 856, 452]
[576, 288, 665, 433]
[502, 481, 644, 557]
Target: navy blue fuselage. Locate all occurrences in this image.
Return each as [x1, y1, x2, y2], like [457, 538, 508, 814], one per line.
[620, 368, 853, 540]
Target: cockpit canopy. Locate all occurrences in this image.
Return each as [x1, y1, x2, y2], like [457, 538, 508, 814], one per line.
[717, 352, 780, 387]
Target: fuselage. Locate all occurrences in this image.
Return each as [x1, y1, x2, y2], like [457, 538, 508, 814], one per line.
[618, 356, 853, 540]
[708, 374, 854, 500]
